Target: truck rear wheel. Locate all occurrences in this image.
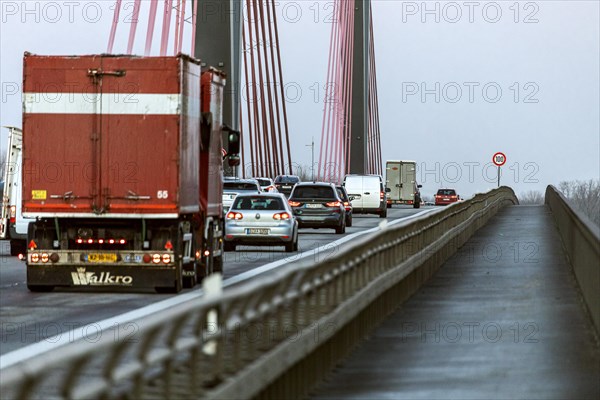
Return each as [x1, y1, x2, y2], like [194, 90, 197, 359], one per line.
[213, 254, 223, 274]
[183, 271, 197, 289]
[10, 240, 26, 257]
[155, 276, 182, 293]
[27, 285, 54, 292]
[413, 195, 421, 209]
[224, 242, 235, 252]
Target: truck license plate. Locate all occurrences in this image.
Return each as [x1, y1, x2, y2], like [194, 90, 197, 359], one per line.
[87, 253, 117, 263]
[247, 228, 269, 235]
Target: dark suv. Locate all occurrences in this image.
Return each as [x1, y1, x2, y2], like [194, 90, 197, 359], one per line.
[274, 175, 301, 196]
[288, 182, 346, 234]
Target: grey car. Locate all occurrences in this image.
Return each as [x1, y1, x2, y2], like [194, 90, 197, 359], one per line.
[224, 193, 298, 252]
[222, 178, 261, 212]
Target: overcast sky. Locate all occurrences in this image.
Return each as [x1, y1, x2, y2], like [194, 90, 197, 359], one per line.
[1, 1, 598, 199]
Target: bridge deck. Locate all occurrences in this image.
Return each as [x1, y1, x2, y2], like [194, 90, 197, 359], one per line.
[310, 205, 600, 399]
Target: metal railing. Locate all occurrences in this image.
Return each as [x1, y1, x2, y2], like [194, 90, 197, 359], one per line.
[0, 187, 518, 399]
[545, 185, 600, 334]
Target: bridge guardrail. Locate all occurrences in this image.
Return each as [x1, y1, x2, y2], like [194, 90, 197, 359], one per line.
[545, 185, 600, 334]
[0, 187, 518, 400]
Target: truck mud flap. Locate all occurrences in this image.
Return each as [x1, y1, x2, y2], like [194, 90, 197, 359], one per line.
[27, 265, 178, 290]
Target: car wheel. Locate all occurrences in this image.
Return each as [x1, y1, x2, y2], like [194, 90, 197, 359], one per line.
[379, 208, 387, 218]
[346, 215, 352, 227]
[413, 197, 421, 209]
[335, 220, 345, 234]
[285, 240, 294, 252]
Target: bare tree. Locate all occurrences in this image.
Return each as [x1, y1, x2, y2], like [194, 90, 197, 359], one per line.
[519, 190, 544, 205]
[557, 179, 600, 226]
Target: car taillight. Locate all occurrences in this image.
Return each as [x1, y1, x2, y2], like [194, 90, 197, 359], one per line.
[226, 211, 243, 220]
[273, 212, 290, 220]
[288, 200, 301, 207]
[325, 201, 341, 207]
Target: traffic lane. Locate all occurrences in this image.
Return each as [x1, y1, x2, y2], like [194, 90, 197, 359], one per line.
[222, 206, 432, 279]
[0, 206, 432, 354]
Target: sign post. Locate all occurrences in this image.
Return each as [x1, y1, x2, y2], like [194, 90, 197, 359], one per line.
[492, 152, 507, 187]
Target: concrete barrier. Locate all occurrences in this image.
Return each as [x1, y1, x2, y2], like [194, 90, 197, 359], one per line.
[545, 185, 600, 334]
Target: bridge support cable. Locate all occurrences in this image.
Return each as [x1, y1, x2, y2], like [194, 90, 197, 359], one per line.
[160, 0, 173, 55]
[318, 1, 356, 183]
[240, 0, 292, 178]
[107, 0, 196, 57]
[126, 0, 142, 54]
[319, 0, 381, 181]
[144, 1, 159, 56]
[106, 0, 122, 53]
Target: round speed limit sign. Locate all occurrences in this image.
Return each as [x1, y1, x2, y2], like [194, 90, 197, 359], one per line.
[492, 152, 507, 167]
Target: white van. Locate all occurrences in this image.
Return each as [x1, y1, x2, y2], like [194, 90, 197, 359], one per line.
[342, 174, 387, 218]
[1, 127, 33, 256]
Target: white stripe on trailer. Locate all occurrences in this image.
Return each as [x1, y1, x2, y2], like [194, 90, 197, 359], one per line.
[23, 93, 199, 116]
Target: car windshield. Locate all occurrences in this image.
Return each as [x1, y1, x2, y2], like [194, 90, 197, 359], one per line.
[293, 186, 335, 199]
[437, 189, 456, 196]
[275, 176, 299, 183]
[255, 179, 271, 187]
[232, 196, 284, 210]
[224, 182, 258, 191]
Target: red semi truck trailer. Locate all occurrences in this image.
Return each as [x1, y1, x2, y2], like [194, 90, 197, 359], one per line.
[22, 53, 238, 292]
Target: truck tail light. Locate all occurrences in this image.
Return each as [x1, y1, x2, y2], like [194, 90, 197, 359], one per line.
[9, 205, 16, 223]
[164, 240, 173, 250]
[325, 201, 341, 207]
[162, 254, 171, 263]
[152, 254, 161, 264]
[31, 253, 40, 263]
[380, 192, 384, 199]
[28, 240, 37, 250]
[143, 254, 152, 263]
[273, 212, 290, 220]
[50, 253, 60, 263]
[226, 211, 243, 220]
[41, 253, 49, 263]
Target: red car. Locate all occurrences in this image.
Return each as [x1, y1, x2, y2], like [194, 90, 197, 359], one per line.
[435, 189, 460, 206]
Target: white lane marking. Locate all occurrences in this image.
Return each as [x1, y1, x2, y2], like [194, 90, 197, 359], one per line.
[0, 208, 435, 369]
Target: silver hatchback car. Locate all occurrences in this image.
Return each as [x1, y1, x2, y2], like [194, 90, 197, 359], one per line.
[224, 193, 298, 252]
